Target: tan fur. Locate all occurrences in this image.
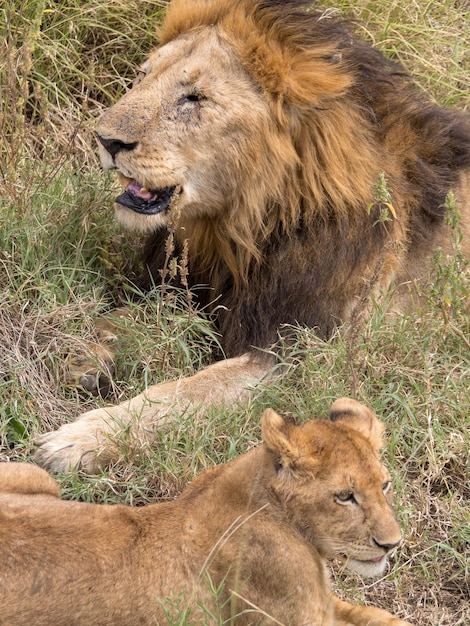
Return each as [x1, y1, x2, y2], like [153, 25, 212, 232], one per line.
[3, 401, 411, 625]
[34, 0, 470, 473]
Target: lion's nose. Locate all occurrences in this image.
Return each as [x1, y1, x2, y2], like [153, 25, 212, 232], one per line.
[96, 133, 138, 159]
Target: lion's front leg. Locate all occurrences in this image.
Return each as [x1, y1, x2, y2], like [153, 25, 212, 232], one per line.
[34, 404, 135, 473]
[332, 596, 413, 626]
[34, 354, 273, 473]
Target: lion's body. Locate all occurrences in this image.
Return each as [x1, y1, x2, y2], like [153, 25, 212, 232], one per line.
[3, 401, 410, 625]
[34, 0, 470, 472]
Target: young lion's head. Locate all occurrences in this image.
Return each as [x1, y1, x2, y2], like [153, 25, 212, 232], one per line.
[262, 398, 402, 578]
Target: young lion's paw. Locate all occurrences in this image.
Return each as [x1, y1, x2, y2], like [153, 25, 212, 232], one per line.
[333, 597, 413, 626]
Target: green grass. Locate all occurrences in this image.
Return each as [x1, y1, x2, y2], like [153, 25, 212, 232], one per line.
[1, 0, 469, 624]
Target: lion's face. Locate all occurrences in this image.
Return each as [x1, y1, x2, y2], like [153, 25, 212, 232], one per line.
[262, 399, 402, 578]
[96, 26, 281, 234]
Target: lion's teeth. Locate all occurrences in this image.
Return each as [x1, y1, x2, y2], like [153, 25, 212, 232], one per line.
[140, 187, 149, 194]
[117, 172, 133, 188]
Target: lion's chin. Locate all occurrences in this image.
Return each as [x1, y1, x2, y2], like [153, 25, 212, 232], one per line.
[341, 555, 388, 578]
[114, 203, 169, 233]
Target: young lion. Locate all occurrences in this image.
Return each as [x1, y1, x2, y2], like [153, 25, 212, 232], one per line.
[2, 399, 411, 626]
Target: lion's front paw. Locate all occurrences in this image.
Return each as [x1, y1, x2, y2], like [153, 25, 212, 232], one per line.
[62, 307, 133, 396]
[33, 412, 111, 473]
[34, 430, 100, 474]
[64, 349, 115, 397]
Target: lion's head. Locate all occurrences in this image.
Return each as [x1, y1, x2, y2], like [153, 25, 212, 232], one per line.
[96, 0, 397, 286]
[262, 398, 402, 578]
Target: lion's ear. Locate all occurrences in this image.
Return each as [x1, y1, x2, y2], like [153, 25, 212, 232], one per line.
[243, 46, 352, 112]
[261, 408, 298, 467]
[329, 398, 385, 451]
[283, 51, 352, 107]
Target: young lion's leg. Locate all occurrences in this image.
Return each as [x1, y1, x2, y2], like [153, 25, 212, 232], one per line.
[332, 596, 413, 626]
[34, 353, 274, 474]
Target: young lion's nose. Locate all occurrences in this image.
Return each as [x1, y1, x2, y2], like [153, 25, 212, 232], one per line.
[95, 132, 138, 159]
[373, 536, 401, 552]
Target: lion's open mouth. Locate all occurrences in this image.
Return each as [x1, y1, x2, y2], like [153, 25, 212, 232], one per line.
[115, 175, 180, 216]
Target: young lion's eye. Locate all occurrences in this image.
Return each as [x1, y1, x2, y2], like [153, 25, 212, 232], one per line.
[178, 93, 204, 106]
[382, 480, 392, 494]
[334, 491, 356, 505]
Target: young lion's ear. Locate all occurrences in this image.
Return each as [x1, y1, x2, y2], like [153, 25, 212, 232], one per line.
[261, 408, 298, 468]
[329, 398, 385, 451]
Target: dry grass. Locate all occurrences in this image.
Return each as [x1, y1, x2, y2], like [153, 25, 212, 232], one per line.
[0, 0, 469, 624]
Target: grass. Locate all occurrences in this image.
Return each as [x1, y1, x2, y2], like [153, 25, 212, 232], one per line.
[1, 0, 469, 624]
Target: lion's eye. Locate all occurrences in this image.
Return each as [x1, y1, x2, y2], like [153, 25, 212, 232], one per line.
[335, 491, 356, 505]
[382, 480, 392, 494]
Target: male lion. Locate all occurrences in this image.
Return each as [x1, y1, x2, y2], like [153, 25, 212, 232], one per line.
[35, 0, 470, 472]
[3, 400, 412, 626]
